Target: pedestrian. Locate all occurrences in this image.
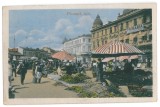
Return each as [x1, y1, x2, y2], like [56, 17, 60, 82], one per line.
[124, 59, 133, 74]
[55, 60, 59, 70]
[57, 60, 62, 76]
[19, 60, 28, 85]
[66, 60, 72, 75]
[8, 58, 13, 87]
[8, 58, 15, 98]
[92, 60, 97, 78]
[35, 62, 43, 83]
[12, 60, 17, 77]
[32, 61, 37, 83]
[77, 61, 82, 73]
[97, 58, 104, 82]
[42, 63, 48, 77]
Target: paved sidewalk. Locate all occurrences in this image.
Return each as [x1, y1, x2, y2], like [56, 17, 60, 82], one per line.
[11, 70, 78, 98]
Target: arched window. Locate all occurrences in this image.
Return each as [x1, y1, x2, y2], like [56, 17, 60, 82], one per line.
[120, 40, 124, 43]
[97, 39, 99, 47]
[133, 37, 138, 43]
[125, 39, 129, 43]
[93, 41, 95, 49]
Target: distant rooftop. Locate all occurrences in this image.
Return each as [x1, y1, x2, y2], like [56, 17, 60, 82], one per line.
[64, 34, 91, 43]
[18, 47, 46, 52]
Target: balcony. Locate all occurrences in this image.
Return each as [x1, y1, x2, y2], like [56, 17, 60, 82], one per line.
[138, 40, 152, 46]
[126, 24, 144, 34]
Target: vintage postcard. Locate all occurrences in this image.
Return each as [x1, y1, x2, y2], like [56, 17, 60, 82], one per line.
[3, 3, 157, 104]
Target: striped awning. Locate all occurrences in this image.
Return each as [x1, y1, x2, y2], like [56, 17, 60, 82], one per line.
[92, 41, 143, 58]
[51, 51, 75, 61]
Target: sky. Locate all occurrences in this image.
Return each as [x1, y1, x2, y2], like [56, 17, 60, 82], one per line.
[9, 9, 123, 50]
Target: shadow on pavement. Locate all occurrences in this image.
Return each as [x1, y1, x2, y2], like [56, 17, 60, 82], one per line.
[24, 82, 33, 85]
[13, 91, 19, 93]
[12, 85, 20, 87]
[15, 87, 29, 90]
[40, 81, 50, 84]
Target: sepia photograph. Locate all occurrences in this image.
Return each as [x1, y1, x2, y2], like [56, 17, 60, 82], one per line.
[3, 3, 157, 104]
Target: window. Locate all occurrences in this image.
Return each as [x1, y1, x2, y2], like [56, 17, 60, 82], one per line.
[92, 33, 95, 38]
[88, 46, 91, 51]
[146, 16, 151, 23]
[105, 41, 107, 44]
[88, 39, 91, 42]
[105, 29, 107, 35]
[102, 40, 104, 45]
[97, 40, 99, 47]
[102, 30, 103, 35]
[134, 19, 137, 26]
[125, 39, 129, 43]
[133, 37, 138, 43]
[143, 15, 146, 23]
[93, 41, 95, 49]
[83, 46, 85, 51]
[120, 40, 124, 43]
[110, 27, 112, 33]
[97, 32, 99, 37]
[120, 23, 123, 31]
[83, 38, 85, 42]
[114, 26, 117, 32]
[149, 35, 152, 41]
[126, 21, 129, 29]
[105, 37, 107, 44]
[142, 36, 147, 41]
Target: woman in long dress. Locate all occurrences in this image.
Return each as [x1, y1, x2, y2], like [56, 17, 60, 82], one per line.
[35, 62, 43, 83]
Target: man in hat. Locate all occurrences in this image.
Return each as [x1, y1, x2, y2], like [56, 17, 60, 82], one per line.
[19, 60, 28, 85]
[97, 58, 104, 82]
[32, 60, 37, 83]
[35, 61, 43, 83]
[12, 60, 17, 77]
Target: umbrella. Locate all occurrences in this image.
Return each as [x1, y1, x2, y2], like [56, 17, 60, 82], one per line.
[102, 57, 115, 62]
[102, 55, 139, 62]
[31, 56, 38, 60]
[19, 56, 30, 60]
[118, 56, 130, 61]
[129, 55, 139, 59]
[48, 59, 53, 62]
[51, 50, 75, 61]
[92, 41, 144, 58]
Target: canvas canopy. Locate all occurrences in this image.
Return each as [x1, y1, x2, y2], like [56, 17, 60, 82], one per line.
[51, 51, 75, 61]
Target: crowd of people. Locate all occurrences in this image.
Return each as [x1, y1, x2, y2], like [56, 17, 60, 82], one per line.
[8, 58, 88, 87]
[8, 57, 138, 86]
[8, 55, 151, 98]
[91, 58, 137, 83]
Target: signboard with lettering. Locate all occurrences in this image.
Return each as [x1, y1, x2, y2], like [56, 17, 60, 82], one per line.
[126, 24, 144, 34]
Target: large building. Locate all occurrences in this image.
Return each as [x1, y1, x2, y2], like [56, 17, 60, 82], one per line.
[91, 9, 152, 63]
[63, 34, 91, 63]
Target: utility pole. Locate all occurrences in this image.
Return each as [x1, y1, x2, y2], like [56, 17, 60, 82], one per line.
[14, 34, 15, 48]
[13, 34, 16, 61]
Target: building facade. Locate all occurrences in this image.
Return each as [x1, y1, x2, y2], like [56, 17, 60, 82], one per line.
[63, 34, 92, 63]
[91, 9, 152, 65]
[9, 48, 23, 60]
[18, 47, 49, 59]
